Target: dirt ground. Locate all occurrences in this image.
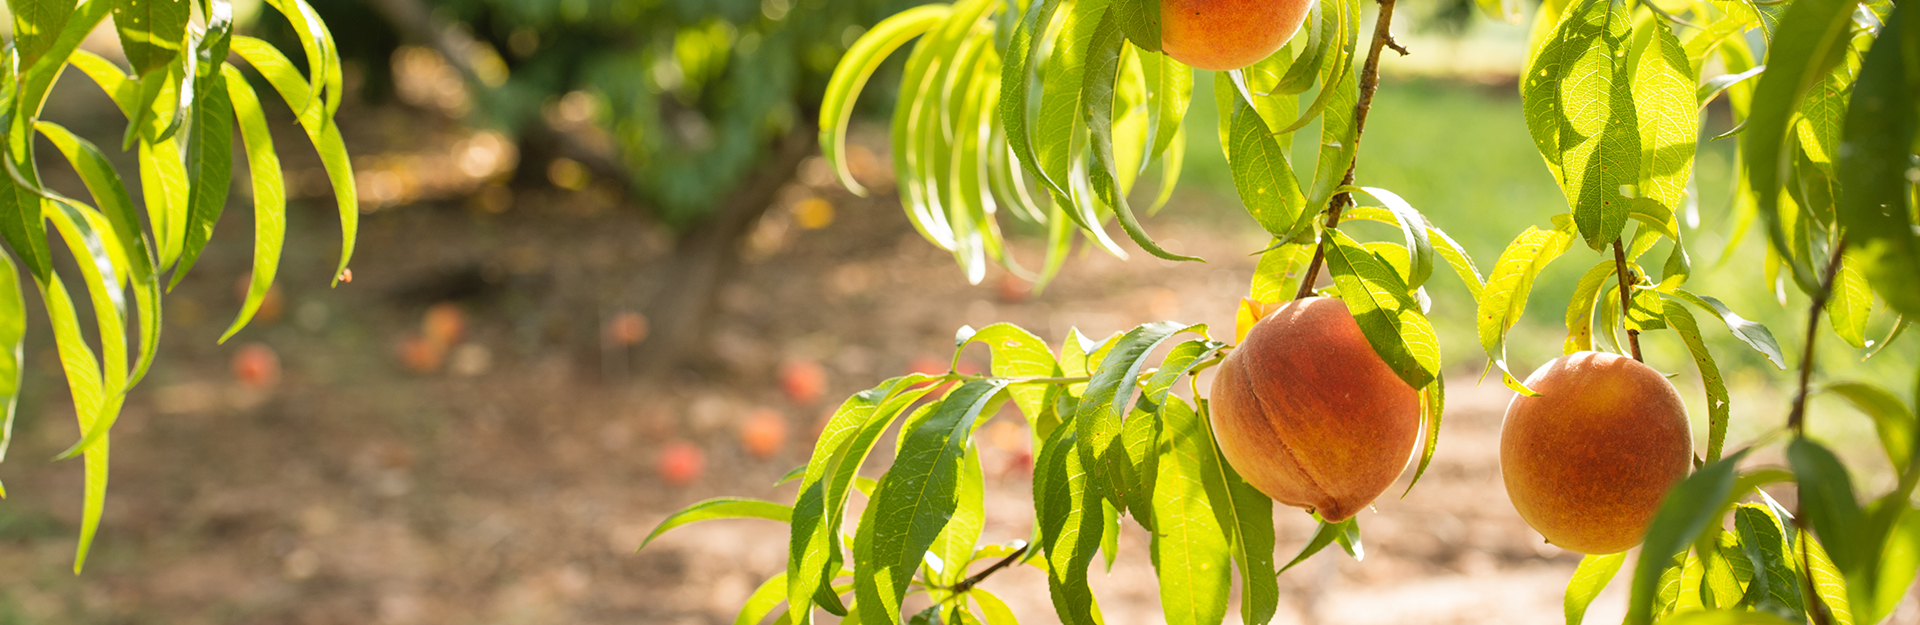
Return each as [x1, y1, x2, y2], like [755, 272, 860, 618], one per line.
[0, 78, 1912, 625]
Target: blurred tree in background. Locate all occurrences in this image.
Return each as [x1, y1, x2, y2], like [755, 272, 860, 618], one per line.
[275, 0, 916, 368]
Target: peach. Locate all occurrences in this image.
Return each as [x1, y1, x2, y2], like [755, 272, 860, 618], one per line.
[1500, 351, 1692, 554]
[657, 441, 706, 486]
[232, 343, 282, 389]
[1162, 0, 1312, 71]
[1207, 297, 1419, 521]
[779, 359, 829, 405]
[738, 409, 789, 459]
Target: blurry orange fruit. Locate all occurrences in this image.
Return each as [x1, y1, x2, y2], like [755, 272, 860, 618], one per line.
[657, 441, 706, 486]
[779, 359, 828, 405]
[232, 343, 281, 389]
[738, 409, 789, 459]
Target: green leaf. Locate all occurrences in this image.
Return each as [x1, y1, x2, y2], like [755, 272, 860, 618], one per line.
[1565, 552, 1626, 625]
[12, 0, 77, 68]
[967, 323, 1063, 435]
[1279, 517, 1357, 573]
[1658, 611, 1800, 625]
[217, 64, 288, 342]
[1193, 395, 1277, 625]
[1227, 94, 1305, 238]
[788, 376, 939, 620]
[1661, 289, 1788, 369]
[1789, 438, 1869, 575]
[1403, 376, 1444, 495]
[1306, 51, 1360, 214]
[229, 36, 357, 286]
[1150, 397, 1230, 625]
[1035, 425, 1103, 625]
[639, 498, 792, 549]
[1360, 188, 1436, 290]
[1564, 259, 1615, 354]
[110, 0, 188, 75]
[1627, 451, 1749, 625]
[1478, 226, 1571, 393]
[927, 447, 987, 586]
[1002, 0, 1069, 200]
[0, 249, 23, 483]
[1078, 321, 1196, 519]
[262, 0, 342, 119]
[1821, 381, 1914, 475]
[34, 122, 153, 283]
[1632, 17, 1700, 218]
[1733, 504, 1802, 617]
[1428, 224, 1485, 300]
[1870, 508, 1920, 623]
[41, 200, 131, 464]
[1804, 530, 1857, 625]
[1083, 10, 1196, 263]
[1476, 0, 1523, 24]
[1837, 10, 1920, 319]
[1744, 0, 1857, 293]
[169, 64, 234, 290]
[1323, 230, 1439, 389]
[1866, 316, 1908, 360]
[1140, 48, 1190, 167]
[1661, 301, 1731, 463]
[34, 276, 110, 573]
[1828, 253, 1872, 349]
[855, 380, 1008, 625]
[1036, 0, 1112, 202]
[736, 572, 792, 625]
[1112, 0, 1160, 52]
[1558, 0, 1638, 250]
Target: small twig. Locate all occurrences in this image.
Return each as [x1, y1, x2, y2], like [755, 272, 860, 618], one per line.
[1383, 35, 1410, 56]
[1611, 240, 1643, 362]
[1293, 0, 1405, 300]
[1787, 238, 1849, 435]
[949, 543, 1030, 595]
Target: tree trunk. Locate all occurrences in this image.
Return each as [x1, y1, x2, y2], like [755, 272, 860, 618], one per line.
[636, 125, 818, 377]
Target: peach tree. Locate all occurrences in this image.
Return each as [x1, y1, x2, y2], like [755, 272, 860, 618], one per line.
[0, 0, 356, 572]
[642, 0, 1920, 623]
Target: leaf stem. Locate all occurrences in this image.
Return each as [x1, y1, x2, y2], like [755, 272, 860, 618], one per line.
[1293, 0, 1406, 301]
[948, 543, 1030, 595]
[1611, 239, 1643, 362]
[1787, 238, 1849, 436]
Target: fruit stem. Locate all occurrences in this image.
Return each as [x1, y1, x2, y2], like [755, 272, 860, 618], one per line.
[1610, 239, 1643, 362]
[1787, 237, 1849, 436]
[1293, 0, 1407, 301]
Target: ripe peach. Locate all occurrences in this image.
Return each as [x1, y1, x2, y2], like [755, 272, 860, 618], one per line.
[1162, 0, 1312, 71]
[779, 359, 828, 405]
[1501, 351, 1692, 554]
[606, 311, 648, 346]
[657, 441, 705, 486]
[422, 303, 466, 347]
[397, 334, 447, 374]
[738, 409, 788, 459]
[231, 343, 282, 389]
[1207, 297, 1419, 522]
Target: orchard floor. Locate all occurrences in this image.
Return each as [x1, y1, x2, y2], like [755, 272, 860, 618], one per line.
[0, 99, 1910, 625]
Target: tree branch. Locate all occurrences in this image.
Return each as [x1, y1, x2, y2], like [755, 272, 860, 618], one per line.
[1612, 239, 1643, 362]
[1787, 238, 1849, 436]
[1294, 0, 1405, 300]
[949, 543, 1030, 595]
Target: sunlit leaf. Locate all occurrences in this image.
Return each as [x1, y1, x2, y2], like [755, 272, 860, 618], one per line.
[1733, 504, 1802, 617]
[1035, 424, 1103, 625]
[1478, 226, 1571, 393]
[110, 0, 188, 75]
[639, 498, 792, 549]
[1227, 94, 1304, 237]
[1744, 0, 1857, 293]
[855, 380, 1008, 625]
[1565, 552, 1626, 625]
[1323, 230, 1439, 389]
[1821, 381, 1914, 475]
[1150, 397, 1230, 625]
[0, 249, 22, 487]
[1662, 301, 1731, 463]
[1804, 529, 1857, 625]
[1660, 289, 1788, 369]
[1078, 321, 1197, 521]
[1083, 10, 1196, 262]
[229, 36, 357, 285]
[1627, 451, 1749, 625]
[1193, 395, 1277, 624]
[1837, 11, 1920, 318]
[1789, 438, 1868, 575]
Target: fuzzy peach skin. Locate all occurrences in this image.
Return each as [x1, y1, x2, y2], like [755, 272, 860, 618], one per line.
[1500, 351, 1693, 554]
[1161, 0, 1313, 71]
[1207, 297, 1420, 521]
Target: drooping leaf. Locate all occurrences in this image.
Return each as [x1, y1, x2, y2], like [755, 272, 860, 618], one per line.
[1565, 552, 1626, 625]
[1403, 376, 1444, 495]
[1733, 503, 1803, 617]
[1150, 397, 1230, 625]
[1661, 301, 1731, 463]
[1227, 94, 1305, 238]
[927, 447, 987, 586]
[1821, 381, 1915, 475]
[110, 0, 189, 75]
[639, 498, 792, 549]
[1828, 253, 1872, 350]
[1083, 9, 1197, 263]
[217, 64, 289, 342]
[1789, 438, 1869, 576]
[1744, 0, 1859, 293]
[1322, 230, 1439, 389]
[967, 323, 1063, 435]
[1478, 226, 1572, 393]
[1279, 516, 1358, 573]
[1661, 289, 1788, 369]
[1837, 8, 1920, 318]
[855, 380, 1008, 625]
[1077, 321, 1197, 519]
[1035, 425, 1103, 625]
[169, 63, 233, 290]
[1632, 17, 1700, 219]
[1627, 451, 1749, 625]
[34, 122, 152, 283]
[1002, 0, 1068, 199]
[1193, 395, 1278, 625]
[0, 249, 23, 484]
[229, 36, 357, 285]
[1804, 529, 1857, 625]
[1112, 0, 1160, 52]
[1564, 259, 1615, 354]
